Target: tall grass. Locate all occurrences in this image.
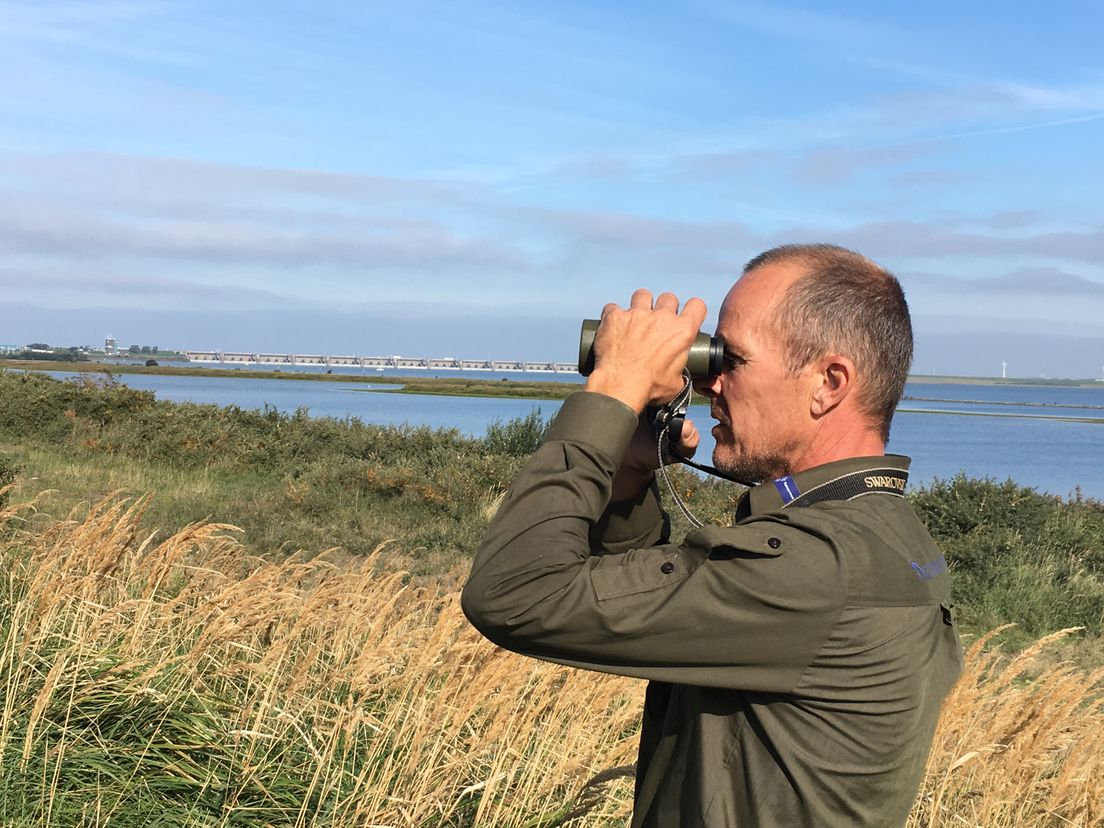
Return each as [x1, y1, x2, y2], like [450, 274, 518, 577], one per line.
[0, 493, 642, 825]
[1, 493, 1100, 826]
[910, 628, 1104, 827]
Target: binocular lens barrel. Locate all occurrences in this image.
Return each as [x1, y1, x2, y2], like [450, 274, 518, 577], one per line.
[577, 319, 724, 379]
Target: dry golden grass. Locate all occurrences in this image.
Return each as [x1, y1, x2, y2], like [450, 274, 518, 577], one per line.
[0, 491, 1100, 826]
[0, 492, 642, 826]
[910, 627, 1104, 827]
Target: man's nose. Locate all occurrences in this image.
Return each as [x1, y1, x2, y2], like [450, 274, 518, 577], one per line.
[692, 373, 721, 399]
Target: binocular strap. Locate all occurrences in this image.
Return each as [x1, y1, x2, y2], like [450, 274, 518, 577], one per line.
[652, 371, 755, 528]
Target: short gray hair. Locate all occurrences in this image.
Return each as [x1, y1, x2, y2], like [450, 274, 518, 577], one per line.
[744, 243, 912, 443]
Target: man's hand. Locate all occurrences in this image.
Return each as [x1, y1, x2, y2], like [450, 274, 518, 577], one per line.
[611, 412, 701, 501]
[582, 288, 707, 500]
[583, 289, 708, 414]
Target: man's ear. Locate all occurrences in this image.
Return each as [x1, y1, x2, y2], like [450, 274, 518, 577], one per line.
[810, 354, 855, 416]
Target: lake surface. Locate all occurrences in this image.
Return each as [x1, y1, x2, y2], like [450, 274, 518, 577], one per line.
[38, 370, 1104, 499]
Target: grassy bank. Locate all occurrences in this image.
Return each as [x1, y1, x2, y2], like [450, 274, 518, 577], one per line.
[0, 371, 582, 574]
[1, 358, 411, 385]
[2, 359, 585, 400]
[3, 370, 1104, 651]
[0, 496, 1100, 826]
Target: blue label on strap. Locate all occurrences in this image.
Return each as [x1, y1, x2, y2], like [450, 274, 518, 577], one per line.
[774, 475, 800, 504]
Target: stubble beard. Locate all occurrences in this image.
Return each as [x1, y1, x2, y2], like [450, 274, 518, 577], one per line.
[713, 439, 798, 484]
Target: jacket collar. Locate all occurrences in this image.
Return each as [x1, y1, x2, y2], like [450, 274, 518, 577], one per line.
[736, 454, 912, 518]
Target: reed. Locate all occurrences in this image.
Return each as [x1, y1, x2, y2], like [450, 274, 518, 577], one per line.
[909, 627, 1104, 827]
[0, 493, 642, 825]
[1, 493, 1100, 826]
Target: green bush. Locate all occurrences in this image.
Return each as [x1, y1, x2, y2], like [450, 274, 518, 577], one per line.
[484, 409, 550, 456]
[0, 371, 534, 569]
[0, 371, 154, 443]
[910, 475, 1104, 643]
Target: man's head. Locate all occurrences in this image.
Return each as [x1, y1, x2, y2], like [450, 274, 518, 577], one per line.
[695, 243, 912, 481]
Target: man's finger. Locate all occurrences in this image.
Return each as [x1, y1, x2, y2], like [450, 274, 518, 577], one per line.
[600, 302, 621, 320]
[654, 291, 680, 313]
[629, 288, 654, 309]
[677, 418, 700, 461]
[680, 296, 708, 327]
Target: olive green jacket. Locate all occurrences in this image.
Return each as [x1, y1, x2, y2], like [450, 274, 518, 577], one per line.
[463, 392, 962, 827]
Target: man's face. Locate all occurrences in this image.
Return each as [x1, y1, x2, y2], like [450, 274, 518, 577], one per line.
[694, 263, 818, 482]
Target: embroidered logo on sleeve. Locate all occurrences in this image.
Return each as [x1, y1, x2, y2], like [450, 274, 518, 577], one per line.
[910, 556, 948, 581]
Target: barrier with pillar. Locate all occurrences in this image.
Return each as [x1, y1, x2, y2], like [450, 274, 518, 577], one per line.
[183, 351, 576, 373]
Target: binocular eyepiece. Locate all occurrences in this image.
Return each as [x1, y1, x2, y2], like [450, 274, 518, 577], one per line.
[577, 319, 724, 379]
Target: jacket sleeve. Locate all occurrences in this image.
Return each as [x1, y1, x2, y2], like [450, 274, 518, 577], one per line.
[461, 391, 846, 693]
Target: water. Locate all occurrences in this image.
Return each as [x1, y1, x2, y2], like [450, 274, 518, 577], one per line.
[889, 408, 1100, 498]
[37, 371, 1104, 499]
[102, 359, 588, 384]
[40, 371, 571, 438]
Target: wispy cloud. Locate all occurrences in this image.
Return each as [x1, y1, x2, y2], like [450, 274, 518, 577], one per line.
[808, 220, 1104, 266]
[974, 211, 1041, 230]
[0, 152, 479, 208]
[793, 144, 940, 185]
[473, 75, 1104, 199]
[0, 264, 309, 311]
[0, 198, 530, 272]
[988, 267, 1104, 296]
[905, 266, 1104, 298]
[813, 81, 1104, 148]
[696, 0, 893, 47]
[936, 111, 1104, 142]
[890, 169, 978, 190]
[0, 151, 524, 285]
[0, 1, 195, 66]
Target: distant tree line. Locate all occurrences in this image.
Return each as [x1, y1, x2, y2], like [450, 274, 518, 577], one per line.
[127, 345, 159, 354]
[3, 344, 90, 362]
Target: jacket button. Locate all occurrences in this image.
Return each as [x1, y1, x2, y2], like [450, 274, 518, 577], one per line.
[660, 561, 675, 574]
[767, 537, 782, 549]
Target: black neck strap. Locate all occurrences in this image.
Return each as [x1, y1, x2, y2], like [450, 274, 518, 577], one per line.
[666, 444, 756, 486]
[773, 466, 909, 508]
[665, 445, 909, 507]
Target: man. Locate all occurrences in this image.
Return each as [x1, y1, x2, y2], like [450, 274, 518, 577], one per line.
[462, 244, 962, 827]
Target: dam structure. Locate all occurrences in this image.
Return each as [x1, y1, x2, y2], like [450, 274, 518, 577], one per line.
[183, 351, 578, 374]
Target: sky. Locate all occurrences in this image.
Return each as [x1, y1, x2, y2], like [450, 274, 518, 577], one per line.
[1, 1, 1102, 377]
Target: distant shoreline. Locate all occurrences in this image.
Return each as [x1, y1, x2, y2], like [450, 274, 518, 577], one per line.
[896, 408, 1104, 424]
[7, 358, 1104, 387]
[902, 395, 1104, 411]
[5, 359, 1104, 404]
[3, 359, 1101, 424]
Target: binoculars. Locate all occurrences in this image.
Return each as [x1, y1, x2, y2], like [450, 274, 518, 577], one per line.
[577, 319, 724, 379]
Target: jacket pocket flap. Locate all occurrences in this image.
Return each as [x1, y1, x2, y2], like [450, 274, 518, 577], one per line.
[684, 524, 789, 558]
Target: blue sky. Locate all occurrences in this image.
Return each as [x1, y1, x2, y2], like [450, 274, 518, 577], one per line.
[2, 1, 1102, 377]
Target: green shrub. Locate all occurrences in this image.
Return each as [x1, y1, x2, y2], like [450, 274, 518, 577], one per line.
[910, 475, 1104, 642]
[0, 371, 154, 443]
[484, 409, 550, 456]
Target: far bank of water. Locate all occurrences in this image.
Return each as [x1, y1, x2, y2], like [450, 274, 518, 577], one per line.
[37, 371, 1104, 500]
